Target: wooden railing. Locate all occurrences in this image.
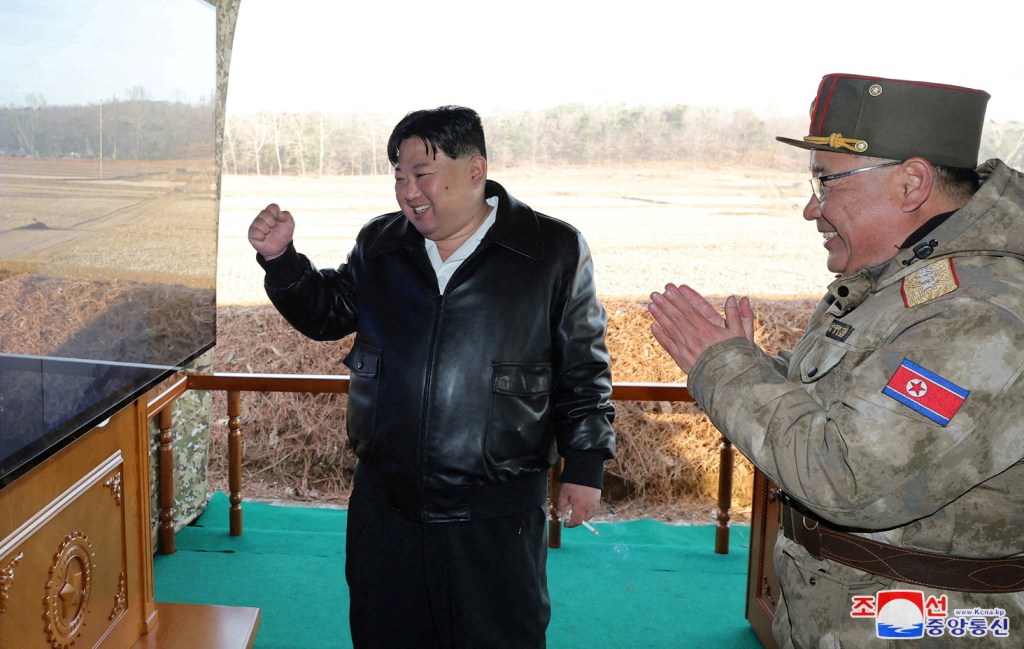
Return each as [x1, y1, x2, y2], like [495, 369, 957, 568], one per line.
[146, 373, 735, 556]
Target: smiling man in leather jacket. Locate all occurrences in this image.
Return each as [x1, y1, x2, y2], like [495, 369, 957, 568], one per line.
[247, 105, 616, 649]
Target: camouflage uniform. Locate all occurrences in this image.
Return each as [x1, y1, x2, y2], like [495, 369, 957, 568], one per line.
[689, 159, 1024, 647]
[148, 350, 214, 545]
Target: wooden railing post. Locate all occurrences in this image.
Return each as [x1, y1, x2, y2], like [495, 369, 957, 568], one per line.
[227, 390, 244, 536]
[715, 435, 734, 554]
[158, 407, 176, 554]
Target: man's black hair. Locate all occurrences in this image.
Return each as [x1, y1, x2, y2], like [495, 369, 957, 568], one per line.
[934, 165, 981, 200]
[387, 106, 487, 166]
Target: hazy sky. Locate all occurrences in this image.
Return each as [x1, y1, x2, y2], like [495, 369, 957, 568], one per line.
[226, 0, 1024, 123]
[0, 0, 215, 107]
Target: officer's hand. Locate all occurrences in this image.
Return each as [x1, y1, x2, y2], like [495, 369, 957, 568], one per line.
[248, 203, 295, 261]
[648, 284, 754, 374]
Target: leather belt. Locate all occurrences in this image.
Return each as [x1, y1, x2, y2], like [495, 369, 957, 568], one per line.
[780, 502, 1024, 593]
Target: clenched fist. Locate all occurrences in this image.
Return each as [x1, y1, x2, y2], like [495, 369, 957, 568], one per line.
[248, 203, 295, 261]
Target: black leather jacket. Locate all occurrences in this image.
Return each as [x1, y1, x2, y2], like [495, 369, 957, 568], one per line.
[259, 180, 615, 522]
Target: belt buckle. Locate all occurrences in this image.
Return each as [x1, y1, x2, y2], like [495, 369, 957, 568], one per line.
[799, 514, 822, 559]
[783, 503, 823, 560]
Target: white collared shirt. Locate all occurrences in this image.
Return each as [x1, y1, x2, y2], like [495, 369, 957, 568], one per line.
[424, 196, 499, 293]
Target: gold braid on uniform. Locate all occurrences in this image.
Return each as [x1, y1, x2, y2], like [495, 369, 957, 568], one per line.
[803, 133, 869, 153]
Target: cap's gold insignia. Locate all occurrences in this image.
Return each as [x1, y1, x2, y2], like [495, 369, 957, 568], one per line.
[901, 258, 959, 307]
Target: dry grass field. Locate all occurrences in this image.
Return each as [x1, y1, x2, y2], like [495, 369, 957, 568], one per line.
[211, 165, 829, 523]
[0, 157, 218, 286]
[217, 164, 834, 304]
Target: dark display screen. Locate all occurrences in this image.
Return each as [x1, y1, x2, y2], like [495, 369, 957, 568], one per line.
[0, 0, 217, 486]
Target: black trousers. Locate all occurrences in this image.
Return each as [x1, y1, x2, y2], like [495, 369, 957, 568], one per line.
[345, 486, 550, 649]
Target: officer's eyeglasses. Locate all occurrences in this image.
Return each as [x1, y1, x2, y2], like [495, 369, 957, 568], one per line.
[810, 160, 903, 203]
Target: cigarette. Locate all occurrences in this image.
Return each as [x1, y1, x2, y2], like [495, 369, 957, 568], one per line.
[563, 508, 600, 535]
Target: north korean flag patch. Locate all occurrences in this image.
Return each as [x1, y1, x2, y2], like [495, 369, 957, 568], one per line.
[882, 358, 969, 426]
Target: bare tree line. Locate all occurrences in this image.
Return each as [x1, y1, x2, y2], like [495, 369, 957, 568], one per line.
[222, 104, 811, 175]
[5, 96, 1019, 172]
[0, 90, 214, 161]
[224, 103, 1024, 177]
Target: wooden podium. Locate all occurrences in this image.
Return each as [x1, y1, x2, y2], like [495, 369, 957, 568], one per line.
[0, 397, 259, 648]
[746, 468, 781, 649]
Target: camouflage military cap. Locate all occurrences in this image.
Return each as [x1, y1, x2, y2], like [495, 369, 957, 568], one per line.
[776, 73, 990, 168]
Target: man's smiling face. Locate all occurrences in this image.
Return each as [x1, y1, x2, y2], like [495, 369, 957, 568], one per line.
[805, 150, 905, 276]
[394, 137, 483, 244]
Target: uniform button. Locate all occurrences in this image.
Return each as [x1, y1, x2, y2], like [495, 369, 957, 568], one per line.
[807, 368, 818, 378]
[356, 361, 364, 370]
[809, 577, 817, 586]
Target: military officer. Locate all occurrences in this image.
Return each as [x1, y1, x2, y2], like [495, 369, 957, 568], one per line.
[650, 73, 1024, 647]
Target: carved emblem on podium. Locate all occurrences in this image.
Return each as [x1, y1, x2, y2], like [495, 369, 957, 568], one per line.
[44, 531, 94, 649]
[109, 572, 127, 620]
[1, 551, 25, 613]
[104, 471, 124, 506]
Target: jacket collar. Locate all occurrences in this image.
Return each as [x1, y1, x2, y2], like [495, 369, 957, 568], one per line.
[823, 159, 1019, 316]
[481, 179, 543, 260]
[366, 179, 543, 260]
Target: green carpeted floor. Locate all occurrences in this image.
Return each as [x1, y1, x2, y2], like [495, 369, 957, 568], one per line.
[153, 492, 764, 649]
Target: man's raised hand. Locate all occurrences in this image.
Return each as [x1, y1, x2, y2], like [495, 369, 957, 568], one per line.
[247, 203, 295, 261]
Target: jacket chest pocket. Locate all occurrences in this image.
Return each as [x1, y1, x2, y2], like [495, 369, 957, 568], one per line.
[794, 343, 843, 384]
[485, 363, 554, 467]
[795, 340, 849, 392]
[343, 341, 381, 456]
